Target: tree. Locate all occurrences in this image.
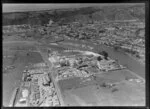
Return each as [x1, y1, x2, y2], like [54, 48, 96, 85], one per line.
[136, 54, 140, 58]
[97, 56, 102, 61]
[99, 51, 108, 60]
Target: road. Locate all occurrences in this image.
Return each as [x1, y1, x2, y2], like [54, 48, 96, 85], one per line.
[35, 44, 65, 106]
[9, 87, 19, 107]
[3, 40, 145, 106]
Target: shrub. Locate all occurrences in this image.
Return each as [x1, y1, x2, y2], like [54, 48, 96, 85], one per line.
[99, 51, 108, 60]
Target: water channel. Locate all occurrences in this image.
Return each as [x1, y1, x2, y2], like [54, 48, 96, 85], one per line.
[94, 44, 145, 78]
[3, 43, 145, 106]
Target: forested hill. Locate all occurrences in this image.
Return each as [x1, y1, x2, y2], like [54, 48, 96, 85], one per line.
[3, 4, 145, 26]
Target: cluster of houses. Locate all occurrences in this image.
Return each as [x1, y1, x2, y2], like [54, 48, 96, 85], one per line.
[14, 63, 60, 106]
[48, 50, 126, 81]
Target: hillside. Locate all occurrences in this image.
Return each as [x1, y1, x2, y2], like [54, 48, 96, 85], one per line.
[3, 4, 145, 26]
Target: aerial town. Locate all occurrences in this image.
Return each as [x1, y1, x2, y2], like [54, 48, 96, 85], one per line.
[3, 3, 145, 106]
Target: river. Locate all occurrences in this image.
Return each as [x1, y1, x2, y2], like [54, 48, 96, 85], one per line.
[3, 43, 145, 106]
[93, 44, 145, 78]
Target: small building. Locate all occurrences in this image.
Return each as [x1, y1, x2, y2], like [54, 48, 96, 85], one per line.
[22, 89, 29, 98]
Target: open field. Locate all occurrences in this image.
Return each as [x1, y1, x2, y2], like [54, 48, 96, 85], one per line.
[3, 42, 44, 106]
[58, 69, 145, 106]
[63, 80, 145, 106]
[3, 39, 145, 106]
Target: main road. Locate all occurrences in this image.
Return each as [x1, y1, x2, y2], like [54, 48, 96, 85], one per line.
[4, 39, 145, 106]
[35, 44, 65, 106]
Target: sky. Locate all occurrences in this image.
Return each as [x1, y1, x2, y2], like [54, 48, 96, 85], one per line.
[3, 3, 144, 13]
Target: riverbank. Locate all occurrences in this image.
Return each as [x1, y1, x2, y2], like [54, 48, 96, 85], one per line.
[93, 44, 145, 78]
[125, 52, 145, 66]
[105, 44, 145, 66]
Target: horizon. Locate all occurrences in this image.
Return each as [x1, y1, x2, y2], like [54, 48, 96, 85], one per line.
[2, 3, 144, 13]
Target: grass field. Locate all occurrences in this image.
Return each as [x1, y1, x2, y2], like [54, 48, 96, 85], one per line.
[63, 80, 145, 106]
[57, 69, 145, 106]
[3, 42, 44, 106]
[2, 34, 145, 106]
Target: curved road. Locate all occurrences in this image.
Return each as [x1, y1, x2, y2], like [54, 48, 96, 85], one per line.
[3, 40, 145, 106]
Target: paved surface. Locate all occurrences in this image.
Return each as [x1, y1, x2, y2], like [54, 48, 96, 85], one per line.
[3, 40, 145, 106]
[36, 44, 65, 106]
[9, 87, 19, 107]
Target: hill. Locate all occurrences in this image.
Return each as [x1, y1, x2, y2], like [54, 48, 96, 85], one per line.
[3, 4, 145, 26]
